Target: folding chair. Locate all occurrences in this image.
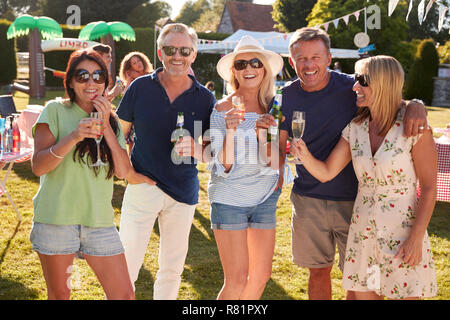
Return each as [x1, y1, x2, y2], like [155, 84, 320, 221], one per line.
[0, 95, 18, 117]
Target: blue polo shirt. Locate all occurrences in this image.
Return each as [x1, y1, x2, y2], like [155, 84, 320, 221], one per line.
[280, 71, 358, 201]
[116, 68, 215, 205]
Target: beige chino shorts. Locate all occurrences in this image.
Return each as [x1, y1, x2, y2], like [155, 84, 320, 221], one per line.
[290, 192, 354, 271]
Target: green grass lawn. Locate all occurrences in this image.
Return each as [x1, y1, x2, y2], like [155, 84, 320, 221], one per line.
[0, 91, 448, 300]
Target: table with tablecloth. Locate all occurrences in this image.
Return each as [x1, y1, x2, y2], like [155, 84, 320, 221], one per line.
[417, 133, 450, 202]
[0, 148, 33, 221]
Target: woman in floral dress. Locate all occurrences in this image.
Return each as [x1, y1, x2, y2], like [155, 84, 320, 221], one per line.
[291, 55, 437, 300]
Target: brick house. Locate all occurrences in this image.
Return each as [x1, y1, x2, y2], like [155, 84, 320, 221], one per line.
[217, 1, 277, 33]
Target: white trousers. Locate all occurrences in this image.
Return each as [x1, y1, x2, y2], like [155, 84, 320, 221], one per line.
[119, 183, 196, 300]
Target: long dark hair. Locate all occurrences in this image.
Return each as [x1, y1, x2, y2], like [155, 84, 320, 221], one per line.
[64, 49, 118, 179]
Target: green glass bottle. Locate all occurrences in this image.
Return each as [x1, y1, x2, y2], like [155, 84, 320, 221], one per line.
[267, 89, 283, 142]
[173, 112, 184, 161]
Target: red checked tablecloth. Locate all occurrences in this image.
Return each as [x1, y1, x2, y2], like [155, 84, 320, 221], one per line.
[417, 136, 450, 202]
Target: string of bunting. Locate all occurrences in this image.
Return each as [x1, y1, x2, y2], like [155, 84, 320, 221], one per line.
[389, 0, 449, 32]
[156, 1, 449, 48]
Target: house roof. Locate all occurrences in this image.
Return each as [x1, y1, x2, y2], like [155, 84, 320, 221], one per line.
[225, 1, 276, 32]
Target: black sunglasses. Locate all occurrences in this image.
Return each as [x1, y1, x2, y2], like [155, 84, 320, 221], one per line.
[74, 69, 106, 84]
[162, 46, 194, 57]
[233, 58, 264, 71]
[355, 73, 369, 87]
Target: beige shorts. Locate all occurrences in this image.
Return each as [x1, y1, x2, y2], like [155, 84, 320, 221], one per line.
[290, 192, 354, 271]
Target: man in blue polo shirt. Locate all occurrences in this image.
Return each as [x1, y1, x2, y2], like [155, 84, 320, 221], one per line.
[116, 23, 215, 300]
[257, 27, 427, 300]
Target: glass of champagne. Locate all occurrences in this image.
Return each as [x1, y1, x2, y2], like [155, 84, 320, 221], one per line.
[0, 118, 5, 157]
[232, 95, 245, 123]
[291, 111, 306, 164]
[90, 112, 106, 167]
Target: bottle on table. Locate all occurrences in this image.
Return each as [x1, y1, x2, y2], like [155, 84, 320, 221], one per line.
[12, 114, 20, 152]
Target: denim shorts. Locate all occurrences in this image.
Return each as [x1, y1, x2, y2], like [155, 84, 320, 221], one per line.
[210, 188, 281, 230]
[30, 222, 124, 257]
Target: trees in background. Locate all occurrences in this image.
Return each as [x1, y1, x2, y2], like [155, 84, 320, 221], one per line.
[272, 0, 317, 32]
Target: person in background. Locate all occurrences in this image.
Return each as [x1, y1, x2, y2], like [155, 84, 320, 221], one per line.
[116, 23, 215, 300]
[117, 52, 154, 150]
[209, 35, 285, 300]
[92, 44, 123, 102]
[291, 55, 437, 300]
[30, 49, 134, 300]
[205, 81, 215, 94]
[119, 51, 154, 91]
[333, 61, 342, 73]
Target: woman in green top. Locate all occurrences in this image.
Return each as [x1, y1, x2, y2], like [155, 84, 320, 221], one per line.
[31, 49, 134, 300]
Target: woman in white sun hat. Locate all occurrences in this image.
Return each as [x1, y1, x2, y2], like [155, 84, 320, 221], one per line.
[208, 35, 285, 299]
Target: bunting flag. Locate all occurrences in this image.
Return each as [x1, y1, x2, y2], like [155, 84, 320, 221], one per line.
[332, 18, 339, 28]
[354, 10, 361, 21]
[343, 14, 350, 25]
[389, 0, 401, 16]
[423, 0, 436, 21]
[438, 4, 449, 30]
[418, 0, 426, 25]
[406, 0, 414, 21]
[323, 22, 329, 31]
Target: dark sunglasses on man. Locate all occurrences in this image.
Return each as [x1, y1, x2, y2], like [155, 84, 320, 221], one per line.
[74, 69, 106, 84]
[355, 73, 369, 87]
[233, 58, 264, 71]
[162, 46, 194, 57]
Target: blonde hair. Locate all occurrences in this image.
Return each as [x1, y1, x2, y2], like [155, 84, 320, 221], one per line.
[119, 51, 153, 85]
[157, 23, 198, 51]
[353, 55, 404, 136]
[229, 52, 275, 112]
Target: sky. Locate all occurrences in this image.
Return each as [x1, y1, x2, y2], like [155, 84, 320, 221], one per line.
[164, 0, 275, 19]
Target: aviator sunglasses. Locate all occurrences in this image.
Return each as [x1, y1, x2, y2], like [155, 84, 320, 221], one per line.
[233, 58, 264, 71]
[162, 46, 194, 57]
[74, 69, 106, 84]
[355, 73, 369, 87]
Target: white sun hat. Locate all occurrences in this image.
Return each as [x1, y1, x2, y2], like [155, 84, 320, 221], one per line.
[216, 35, 284, 82]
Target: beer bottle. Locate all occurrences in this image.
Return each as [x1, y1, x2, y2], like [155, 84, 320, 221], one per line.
[267, 90, 283, 142]
[173, 112, 184, 160]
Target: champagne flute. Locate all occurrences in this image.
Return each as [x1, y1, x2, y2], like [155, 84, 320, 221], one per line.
[232, 95, 245, 123]
[0, 118, 5, 157]
[90, 112, 106, 167]
[291, 111, 305, 164]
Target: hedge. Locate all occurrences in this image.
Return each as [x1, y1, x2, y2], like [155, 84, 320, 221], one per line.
[404, 39, 439, 105]
[0, 19, 17, 84]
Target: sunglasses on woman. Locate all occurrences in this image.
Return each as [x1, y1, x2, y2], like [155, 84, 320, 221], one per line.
[74, 69, 106, 84]
[355, 73, 369, 87]
[233, 58, 264, 71]
[162, 46, 194, 57]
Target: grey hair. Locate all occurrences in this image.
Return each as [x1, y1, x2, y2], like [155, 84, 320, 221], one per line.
[157, 23, 198, 51]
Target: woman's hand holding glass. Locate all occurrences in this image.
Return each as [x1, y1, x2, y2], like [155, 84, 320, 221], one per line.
[290, 138, 311, 164]
[224, 102, 245, 131]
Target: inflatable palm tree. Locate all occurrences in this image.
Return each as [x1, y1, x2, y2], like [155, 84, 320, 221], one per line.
[79, 21, 135, 78]
[7, 15, 63, 98]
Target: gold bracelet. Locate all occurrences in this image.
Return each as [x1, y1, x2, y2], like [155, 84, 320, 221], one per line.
[49, 146, 64, 159]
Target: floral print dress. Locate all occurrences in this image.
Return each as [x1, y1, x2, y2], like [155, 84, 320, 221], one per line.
[341, 109, 437, 299]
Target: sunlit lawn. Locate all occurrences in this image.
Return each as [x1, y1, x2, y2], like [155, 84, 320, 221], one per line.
[0, 91, 448, 300]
